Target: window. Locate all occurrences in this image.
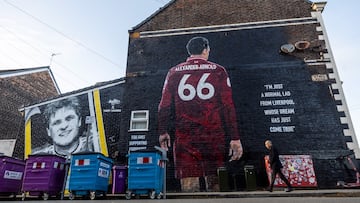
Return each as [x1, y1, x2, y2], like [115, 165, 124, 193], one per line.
[129, 110, 149, 131]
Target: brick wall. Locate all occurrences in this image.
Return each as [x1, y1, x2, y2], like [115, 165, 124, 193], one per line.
[0, 70, 58, 159]
[133, 0, 313, 32]
[123, 0, 354, 189]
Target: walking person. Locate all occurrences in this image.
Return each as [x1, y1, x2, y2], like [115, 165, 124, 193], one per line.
[265, 140, 293, 192]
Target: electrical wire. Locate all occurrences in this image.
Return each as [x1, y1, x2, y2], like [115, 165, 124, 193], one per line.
[0, 49, 23, 67]
[0, 26, 44, 65]
[153, 0, 168, 4]
[49, 68, 85, 93]
[0, 25, 51, 61]
[350, 105, 360, 111]
[4, 0, 122, 69]
[52, 60, 93, 85]
[0, 24, 92, 87]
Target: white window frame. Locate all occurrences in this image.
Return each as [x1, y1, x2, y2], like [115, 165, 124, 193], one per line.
[129, 110, 149, 131]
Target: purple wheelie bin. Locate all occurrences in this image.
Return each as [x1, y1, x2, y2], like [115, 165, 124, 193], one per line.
[0, 155, 25, 198]
[112, 165, 127, 194]
[21, 154, 66, 200]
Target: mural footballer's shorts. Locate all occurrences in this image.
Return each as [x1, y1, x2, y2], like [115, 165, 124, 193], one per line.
[173, 131, 226, 179]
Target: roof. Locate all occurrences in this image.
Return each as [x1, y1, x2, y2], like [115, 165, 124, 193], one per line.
[130, 0, 318, 32]
[1, 66, 48, 77]
[130, 0, 176, 31]
[0, 66, 61, 94]
[21, 76, 126, 110]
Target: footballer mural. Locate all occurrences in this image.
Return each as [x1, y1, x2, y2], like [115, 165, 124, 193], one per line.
[125, 19, 352, 190]
[158, 36, 243, 192]
[31, 96, 95, 157]
[24, 82, 125, 160]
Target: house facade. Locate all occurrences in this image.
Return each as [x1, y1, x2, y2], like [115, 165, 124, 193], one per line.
[21, 0, 359, 191]
[0, 66, 59, 159]
[123, 0, 359, 190]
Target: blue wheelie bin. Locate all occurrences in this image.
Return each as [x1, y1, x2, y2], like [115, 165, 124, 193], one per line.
[68, 152, 113, 200]
[125, 151, 165, 199]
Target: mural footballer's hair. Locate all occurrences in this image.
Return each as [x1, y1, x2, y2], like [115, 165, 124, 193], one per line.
[43, 96, 81, 125]
[186, 36, 210, 55]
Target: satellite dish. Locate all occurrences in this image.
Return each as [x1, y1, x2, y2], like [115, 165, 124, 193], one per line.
[280, 44, 295, 53]
[295, 40, 311, 50]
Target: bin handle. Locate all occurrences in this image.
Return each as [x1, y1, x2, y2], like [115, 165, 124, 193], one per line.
[76, 168, 90, 171]
[30, 169, 46, 172]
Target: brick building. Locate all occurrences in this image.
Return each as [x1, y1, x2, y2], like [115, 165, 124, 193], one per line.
[124, 0, 359, 190]
[21, 0, 359, 191]
[0, 66, 59, 159]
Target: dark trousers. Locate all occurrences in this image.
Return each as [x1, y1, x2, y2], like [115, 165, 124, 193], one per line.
[270, 168, 292, 189]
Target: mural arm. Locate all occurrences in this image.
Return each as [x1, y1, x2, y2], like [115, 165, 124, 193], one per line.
[159, 132, 171, 151]
[158, 71, 173, 151]
[219, 68, 243, 160]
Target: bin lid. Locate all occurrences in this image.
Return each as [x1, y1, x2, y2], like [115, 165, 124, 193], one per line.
[71, 152, 113, 163]
[113, 165, 127, 169]
[0, 155, 10, 159]
[244, 165, 255, 169]
[0, 155, 25, 164]
[128, 149, 161, 153]
[28, 153, 66, 159]
[126, 150, 161, 157]
[72, 151, 108, 156]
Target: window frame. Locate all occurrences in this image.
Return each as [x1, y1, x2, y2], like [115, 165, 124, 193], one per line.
[129, 110, 149, 132]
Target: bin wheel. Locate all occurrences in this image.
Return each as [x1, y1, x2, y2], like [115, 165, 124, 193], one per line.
[125, 191, 131, 200]
[9, 192, 17, 200]
[156, 192, 164, 199]
[68, 192, 75, 200]
[149, 190, 156, 199]
[42, 192, 49, 200]
[21, 192, 26, 201]
[89, 191, 96, 200]
[101, 191, 107, 199]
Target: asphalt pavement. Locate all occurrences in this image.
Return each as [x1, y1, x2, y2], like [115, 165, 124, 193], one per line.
[1, 188, 360, 202]
[163, 188, 360, 198]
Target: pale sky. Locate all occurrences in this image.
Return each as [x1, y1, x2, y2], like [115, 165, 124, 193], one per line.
[1, 0, 359, 146]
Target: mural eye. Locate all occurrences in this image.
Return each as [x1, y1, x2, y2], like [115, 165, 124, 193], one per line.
[52, 120, 61, 126]
[65, 115, 76, 122]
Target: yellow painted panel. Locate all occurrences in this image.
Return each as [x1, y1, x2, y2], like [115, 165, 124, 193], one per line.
[24, 119, 32, 159]
[93, 90, 108, 156]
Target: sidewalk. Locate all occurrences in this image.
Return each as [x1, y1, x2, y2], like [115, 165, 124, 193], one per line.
[105, 189, 360, 199]
[163, 189, 360, 199]
[12, 189, 360, 200]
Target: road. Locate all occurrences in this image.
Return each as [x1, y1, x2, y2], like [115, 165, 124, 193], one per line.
[1, 197, 360, 203]
[2, 189, 360, 202]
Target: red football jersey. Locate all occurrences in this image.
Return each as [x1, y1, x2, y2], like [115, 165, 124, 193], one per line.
[158, 56, 239, 140]
[158, 57, 240, 178]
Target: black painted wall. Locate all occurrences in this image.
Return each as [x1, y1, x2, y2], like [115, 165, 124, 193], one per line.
[123, 25, 353, 189]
